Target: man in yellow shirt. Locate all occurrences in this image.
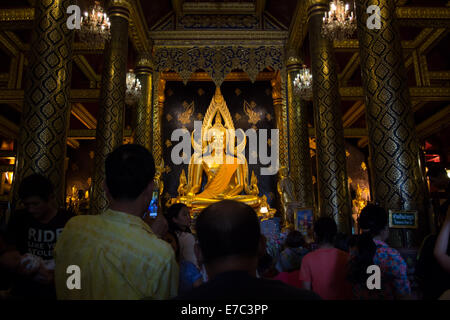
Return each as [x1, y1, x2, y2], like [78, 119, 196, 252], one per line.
[54, 144, 178, 299]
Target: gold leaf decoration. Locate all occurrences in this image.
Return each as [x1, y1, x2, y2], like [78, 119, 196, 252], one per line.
[361, 162, 367, 171]
[268, 139, 271, 146]
[235, 88, 241, 96]
[196, 113, 204, 121]
[234, 113, 242, 121]
[178, 101, 194, 125]
[166, 114, 173, 122]
[348, 177, 353, 184]
[346, 150, 350, 157]
[312, 176, 316, 184]
[197, 88, 205, 96]
[165, 140, 172, 148]
[164, 165, 171, 173]
[266, 113, 272, 121]
[244, 100, 261, 125]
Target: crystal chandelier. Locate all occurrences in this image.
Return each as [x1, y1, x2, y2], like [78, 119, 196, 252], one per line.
[78, 1, 111, 46]
[125, 71, 142, 105]
[321, 0, 356, 41]
[293, 65, 313, 101]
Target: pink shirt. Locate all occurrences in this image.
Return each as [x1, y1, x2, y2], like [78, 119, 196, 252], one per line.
[299, 248, 352, 300]
[274, 270, 303, 288]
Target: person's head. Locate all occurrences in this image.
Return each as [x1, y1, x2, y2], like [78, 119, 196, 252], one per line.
[358, 203, 389, 241]
[427, 164, 449, 190]
[145, 213, 168, 239]
[104, 144, 155, 214]
[313, 217, 337, 245]
[18, 174, 56, 221]
[196, 200, 261, 275]
[285, 230, 305, 249]
[166, 203, 191, 233]
[348, 204, 389, 286]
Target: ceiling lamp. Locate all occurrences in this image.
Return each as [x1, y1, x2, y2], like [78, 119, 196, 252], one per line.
[293, 65, 313, 101]
[79, 1, 111, 46]
[321, 0, 356, 41]
[125, 71, 142, 105]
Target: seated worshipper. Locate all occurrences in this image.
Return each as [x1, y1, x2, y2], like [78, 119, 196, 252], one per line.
[175, 200, 320, 300]
[348, 204, 411, 300]
[299, 217, 353, 300]
[3, 174, 73, 299]
[166, 203, 198, 267]
[54, 144, 178, 300]
[274, 231, 309, 288]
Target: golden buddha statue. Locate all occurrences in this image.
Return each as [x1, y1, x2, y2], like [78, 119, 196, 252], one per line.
[169, 87, 275, 219]
[352, 184, 367, 232]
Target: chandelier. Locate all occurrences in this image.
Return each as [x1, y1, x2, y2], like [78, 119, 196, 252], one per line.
[125, 71, 142, 105]
[78, 1, 111, 46]
[321, 0, 356, 41]
[293, 65, 313, 101]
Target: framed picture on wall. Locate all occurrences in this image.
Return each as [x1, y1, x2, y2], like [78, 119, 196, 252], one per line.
[290, 204, 314, 242]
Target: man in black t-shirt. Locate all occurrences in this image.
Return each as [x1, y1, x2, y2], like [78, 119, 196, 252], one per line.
[175, 200, 320, 300]
[2, 174, 73, 299]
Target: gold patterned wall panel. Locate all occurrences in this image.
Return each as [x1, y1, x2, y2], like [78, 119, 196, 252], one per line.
[14, 0, 74, 207]
[308, 3, 352, 233]
[270, 72, 288, 169]
[287, 61, 314, 209]
[152, 74, 165, 168]
[90, 8, 129, 215]
[356, 0, 426, 247]
[134, 60, 153, 151]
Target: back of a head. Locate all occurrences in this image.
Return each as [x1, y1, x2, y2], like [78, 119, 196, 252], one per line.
[314, 217, 337, 244]
[196, 200, 260, 264]
[105, 144, 155, 201]
[358, 203, 388, 237]
[285, 230, 305, 248]
[349, 204, 388, 285]
[18, 174, 54, 201]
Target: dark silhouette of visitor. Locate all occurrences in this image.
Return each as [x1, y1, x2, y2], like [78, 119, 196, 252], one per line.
[175, 200, 320, 300]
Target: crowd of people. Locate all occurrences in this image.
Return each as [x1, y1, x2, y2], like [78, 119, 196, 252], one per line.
[0, 144, 449, 300]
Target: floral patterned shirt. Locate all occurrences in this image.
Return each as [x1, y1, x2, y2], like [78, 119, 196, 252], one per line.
[352, 239, 411, 300]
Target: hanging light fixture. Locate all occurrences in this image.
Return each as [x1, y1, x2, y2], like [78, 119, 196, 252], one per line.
[321, 0, 356, 41]
[293, 65, 313, 101]
[125, 70, 142, 105]
[78, 1, 111, 46]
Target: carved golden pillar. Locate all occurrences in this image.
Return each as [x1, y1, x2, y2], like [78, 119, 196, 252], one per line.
[286, 56, 314, 209]
[270, 73, 288, 168]
[308, 0, 351, 233]
[90, 1, 130, 214]
[356, 0, 426, 247]
[134, 55, 153, 150]
[152, 76, 166, 167]
[14, 0, 74, 207]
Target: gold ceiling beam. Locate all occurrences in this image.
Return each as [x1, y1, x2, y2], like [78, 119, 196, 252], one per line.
[71, 103, 97, 130]
[342, 101, 365, 128]
[309, 127, 368, 138]
[128, 0, 152, 54]
[0, 8, 34, 30]
[68, 129, 132, 139]
[2, 87, 448, 104]
[73, 55, 101, 88]
[182, 2, 256, 14]
[0, 31, 19, 56]
[160, 71, 276, 82]
[0, 115, 19, 139]
[338, 52, 360, 85]
[67, 139, 80, 149]
[286, 0, 308, 54]
[416, 105, 450, 138]
[396, 6, 450, 20]
[429, 71, 450, 80]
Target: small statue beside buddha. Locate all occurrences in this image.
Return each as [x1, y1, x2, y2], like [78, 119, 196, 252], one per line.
[277, 166, 296, 229]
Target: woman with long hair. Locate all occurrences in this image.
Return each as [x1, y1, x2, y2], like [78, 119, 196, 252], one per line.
[348, 204, 411, 300]
[165, 203, 202, 294]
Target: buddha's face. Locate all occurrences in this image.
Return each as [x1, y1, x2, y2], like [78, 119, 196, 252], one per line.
[209, 128, 226, 152]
